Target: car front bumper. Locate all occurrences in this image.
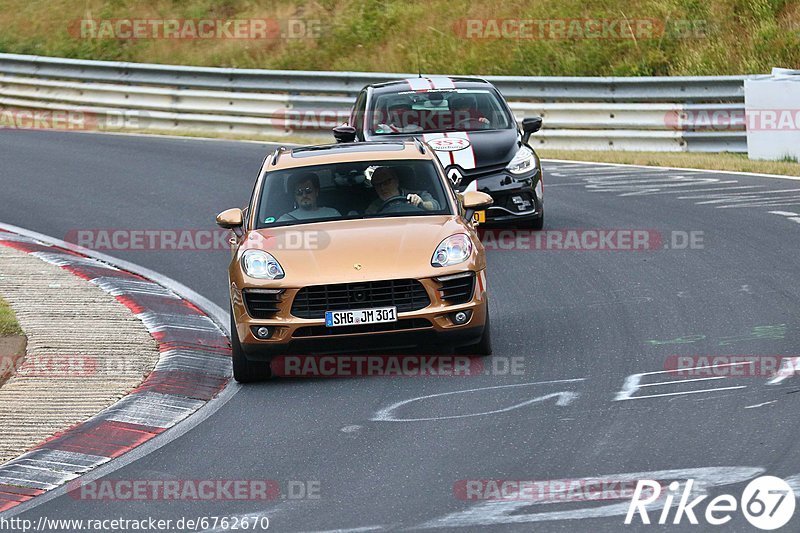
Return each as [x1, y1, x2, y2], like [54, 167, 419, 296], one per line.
[232, 272, 488, 358]
[457, 170, 542, 224]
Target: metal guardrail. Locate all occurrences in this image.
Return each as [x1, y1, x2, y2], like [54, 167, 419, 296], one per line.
[0, 53, 761, 152]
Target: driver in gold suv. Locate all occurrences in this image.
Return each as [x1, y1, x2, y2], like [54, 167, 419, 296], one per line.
[364, 167, 439, 214]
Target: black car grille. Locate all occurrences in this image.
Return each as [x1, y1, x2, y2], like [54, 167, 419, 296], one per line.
[243, 289, 284, 319]
[293, 318, 431, 337]
[291, 279, 430, 319]
[437, 273, 475, 304]
[496, 191, 535, 212]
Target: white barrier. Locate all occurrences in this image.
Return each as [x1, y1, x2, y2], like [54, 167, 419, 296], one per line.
[0, 53, 760, 152]
[745, 68, 800, 161]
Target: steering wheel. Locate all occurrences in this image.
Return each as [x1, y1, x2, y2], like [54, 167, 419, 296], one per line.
[378, 195, 423, 214]
[454, 117, 489, 129]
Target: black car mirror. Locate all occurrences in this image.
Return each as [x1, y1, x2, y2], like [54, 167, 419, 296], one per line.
[333, 125, 357, 143]
[521, 116, 543, 144]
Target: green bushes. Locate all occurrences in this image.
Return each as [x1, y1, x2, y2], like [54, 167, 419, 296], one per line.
[0, 0, 797, 75]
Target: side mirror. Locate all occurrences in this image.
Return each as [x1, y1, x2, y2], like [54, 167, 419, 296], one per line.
[333, 125, 357, 143]
[461, 191, 493, 223]
[521, 116, 543, 145]
[216, 208, 243, 230]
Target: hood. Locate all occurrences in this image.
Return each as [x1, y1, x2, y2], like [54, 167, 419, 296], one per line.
[241, 216, 481, 286]
[374, 129, 520, 170]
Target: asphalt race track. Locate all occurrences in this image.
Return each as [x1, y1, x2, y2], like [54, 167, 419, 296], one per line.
[2, 129, 800, 532]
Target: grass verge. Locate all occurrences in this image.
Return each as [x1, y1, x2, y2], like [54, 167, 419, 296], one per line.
[0, 296, 22, 337]
[0, 0, 797, 76]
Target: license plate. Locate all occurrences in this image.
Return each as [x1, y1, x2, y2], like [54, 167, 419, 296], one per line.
[472, 210, 486, 224]
[325, 306, 397, 327]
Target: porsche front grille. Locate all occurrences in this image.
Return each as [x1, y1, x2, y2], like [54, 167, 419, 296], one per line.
[291, 279, 430, 319]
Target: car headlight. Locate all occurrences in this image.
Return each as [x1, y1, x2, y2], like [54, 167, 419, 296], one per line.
[431, 234, 473, 267]
[241, 250, 284, 279]
[505, 146, 535, 175]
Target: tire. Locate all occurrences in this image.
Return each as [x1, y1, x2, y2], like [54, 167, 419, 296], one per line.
[230, 309, 271, 383]
[457, 311, 492, 357]
[529, 211, 544, 231]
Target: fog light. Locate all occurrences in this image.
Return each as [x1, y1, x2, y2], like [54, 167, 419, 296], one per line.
[452, 311, 472, 325]
[253, 326, 272, 339]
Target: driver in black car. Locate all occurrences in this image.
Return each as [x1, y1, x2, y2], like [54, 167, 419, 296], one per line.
[364, 167, 439, 214]
[449, 95, 490, 128]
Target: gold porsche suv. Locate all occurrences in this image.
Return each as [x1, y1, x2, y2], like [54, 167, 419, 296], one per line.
[216, 141, 493, 382]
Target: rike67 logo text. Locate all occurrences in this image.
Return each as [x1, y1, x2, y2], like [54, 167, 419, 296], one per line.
[626, 476, 795, 530]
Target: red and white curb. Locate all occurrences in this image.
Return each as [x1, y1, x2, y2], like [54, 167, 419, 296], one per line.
[0, 229, 231, 512]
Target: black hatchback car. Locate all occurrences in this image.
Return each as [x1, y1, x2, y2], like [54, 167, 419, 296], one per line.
[332, 76, 544, 229]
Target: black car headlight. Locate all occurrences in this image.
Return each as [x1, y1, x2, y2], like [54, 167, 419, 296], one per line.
[505, 146, 536, 175]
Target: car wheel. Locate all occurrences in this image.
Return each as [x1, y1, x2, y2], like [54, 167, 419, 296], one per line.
[230, 308, 271, 383]
[457, 311, 492, 357]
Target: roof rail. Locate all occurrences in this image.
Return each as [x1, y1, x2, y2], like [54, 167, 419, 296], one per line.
[413, 137, 426, 154]
[270, 146, 288, 166]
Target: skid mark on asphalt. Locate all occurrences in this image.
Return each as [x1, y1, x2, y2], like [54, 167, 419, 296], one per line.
[770, 210, 800, 224]
[744, 400, 778, 409]
[371, 379, 585, 422]
[547, 162, 800, 210]
[767, 357, 800, 385]
[306, 527, 386, 533]
[614, 363, 751, 401]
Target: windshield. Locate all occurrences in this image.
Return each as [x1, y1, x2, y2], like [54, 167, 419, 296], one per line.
[255, 159, 453, 228]
[369, 88, 513, 135]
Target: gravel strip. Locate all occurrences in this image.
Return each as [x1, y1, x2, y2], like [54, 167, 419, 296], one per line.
[0, 245, 159, 464]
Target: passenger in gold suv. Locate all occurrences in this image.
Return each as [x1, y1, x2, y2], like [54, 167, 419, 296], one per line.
[278, 172, 341, 222]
